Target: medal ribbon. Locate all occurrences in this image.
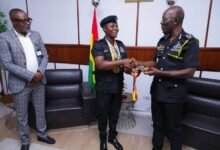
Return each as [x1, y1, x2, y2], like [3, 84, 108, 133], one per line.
[132, 71, 138, 102]
[106, 38, 121, 61]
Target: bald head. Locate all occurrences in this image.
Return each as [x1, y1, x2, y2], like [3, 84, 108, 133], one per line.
[165, 6, 185, 25]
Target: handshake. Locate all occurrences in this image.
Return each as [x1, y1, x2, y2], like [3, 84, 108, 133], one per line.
[122, 58, 152, 75]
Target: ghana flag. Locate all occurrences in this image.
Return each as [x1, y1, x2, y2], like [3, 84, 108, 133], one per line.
[88, 8, 99, 91]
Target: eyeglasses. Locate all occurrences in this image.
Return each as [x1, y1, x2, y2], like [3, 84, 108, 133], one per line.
[14, 18, 32, 24]
[161, 17, 174, 22]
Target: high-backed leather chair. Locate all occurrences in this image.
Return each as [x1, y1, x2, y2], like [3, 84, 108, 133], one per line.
[29, 69, 96, 129]
[182, 77, 220, 150]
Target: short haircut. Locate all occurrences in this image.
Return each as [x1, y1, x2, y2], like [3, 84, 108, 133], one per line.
[9, 8, 25, 20]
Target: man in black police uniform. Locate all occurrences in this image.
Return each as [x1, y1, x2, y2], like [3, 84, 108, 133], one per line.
[92, 15, 132, 150]
[137, 6, 199, 150]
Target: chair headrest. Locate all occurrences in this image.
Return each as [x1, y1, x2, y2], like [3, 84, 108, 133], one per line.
[45, 69, 82, 85]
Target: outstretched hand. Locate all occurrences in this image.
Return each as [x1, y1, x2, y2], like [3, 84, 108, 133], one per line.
[143, 67, 159, 76]
[122, 58, 132, 68]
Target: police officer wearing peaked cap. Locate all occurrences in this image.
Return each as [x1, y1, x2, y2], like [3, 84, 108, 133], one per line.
[135, 6, 199, 150]
[92, 15, 133, 150]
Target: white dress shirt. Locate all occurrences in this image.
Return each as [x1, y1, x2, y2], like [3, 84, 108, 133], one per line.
[15, 30, 38, 73]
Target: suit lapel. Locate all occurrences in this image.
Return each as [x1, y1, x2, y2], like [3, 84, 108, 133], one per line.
[10, 30, 25, 56]
[29, 32, 38, 54]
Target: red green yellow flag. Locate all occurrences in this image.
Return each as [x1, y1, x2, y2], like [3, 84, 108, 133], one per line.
[88, 8, 99, 90]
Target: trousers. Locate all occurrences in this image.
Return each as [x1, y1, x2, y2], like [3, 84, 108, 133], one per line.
[13, 82, 47, 145]
[151, 99, 184, 150]
[96, 93, 122, 141]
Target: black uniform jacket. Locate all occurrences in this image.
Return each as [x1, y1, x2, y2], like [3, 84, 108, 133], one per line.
[92, 38, 127, 94]
[151, 30, 199, 103]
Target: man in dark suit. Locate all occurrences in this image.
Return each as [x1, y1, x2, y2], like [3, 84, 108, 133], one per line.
[0, 8, 55, 150]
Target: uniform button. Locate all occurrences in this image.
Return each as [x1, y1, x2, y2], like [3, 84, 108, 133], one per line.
[160, 68, 163, 70]
[174, 84, 178, 87]
[159, 79, 162, 82]
[163, 57, 165, 59]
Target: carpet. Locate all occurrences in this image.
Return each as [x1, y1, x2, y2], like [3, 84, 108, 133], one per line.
[0, 138, 62, 150]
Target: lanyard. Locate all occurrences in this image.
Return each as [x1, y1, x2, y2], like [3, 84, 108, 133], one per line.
[106, 39, 121, 61]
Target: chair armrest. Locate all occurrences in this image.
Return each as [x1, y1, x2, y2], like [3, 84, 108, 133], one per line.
[80, 82, 96, 118]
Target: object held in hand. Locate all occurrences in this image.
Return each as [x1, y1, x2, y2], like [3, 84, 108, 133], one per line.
[137, 66, 150, 72]
[129, 59, 137, 68]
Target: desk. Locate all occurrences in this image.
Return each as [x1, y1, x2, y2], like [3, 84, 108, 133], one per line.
[117, 93, 136, 129]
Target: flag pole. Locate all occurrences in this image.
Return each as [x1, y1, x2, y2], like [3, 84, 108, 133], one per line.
[88, 0, 100, 91]
[92, 0, 100, 7]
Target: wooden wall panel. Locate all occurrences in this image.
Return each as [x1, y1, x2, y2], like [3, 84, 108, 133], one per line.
[46, 44, 89, 65]
[45, 44, 220, 71]
[199, 48, 220, 71]
[127, 47, 156, 61]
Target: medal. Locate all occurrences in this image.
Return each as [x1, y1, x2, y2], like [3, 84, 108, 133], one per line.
[106, 38, 121, 74]
[112, 67, 120, 73]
